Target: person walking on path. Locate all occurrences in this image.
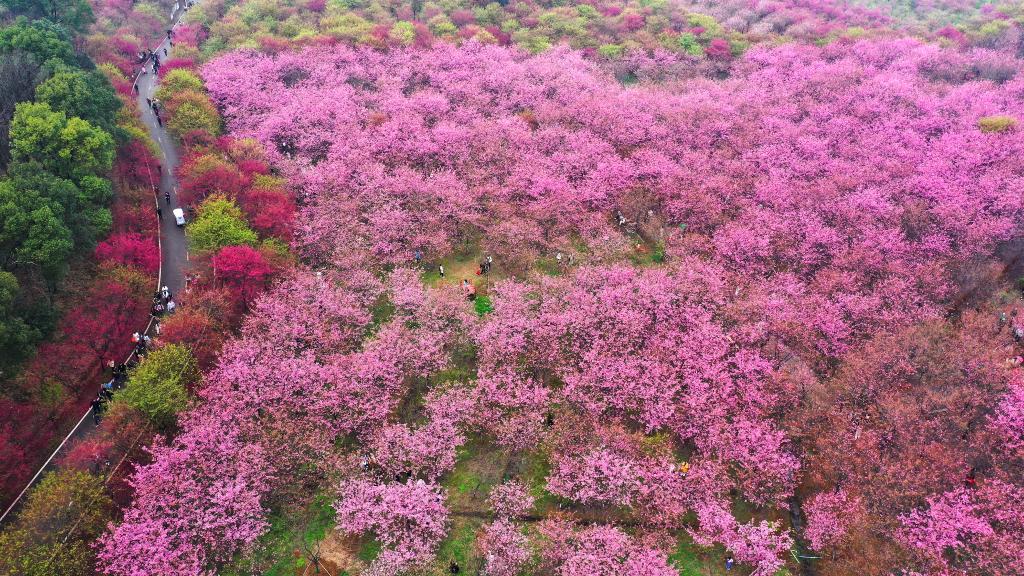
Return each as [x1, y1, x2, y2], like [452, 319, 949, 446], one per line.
[438, 264, 445, 278]
[90, 396, 105, 425]
[157, 206, 163, 220]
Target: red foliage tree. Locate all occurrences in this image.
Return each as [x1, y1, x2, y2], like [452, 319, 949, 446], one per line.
[95, 233, 159, 274]
[211, 245, 275, 307]
[176, 152, 248, 206]
[238, 186, 294, 240]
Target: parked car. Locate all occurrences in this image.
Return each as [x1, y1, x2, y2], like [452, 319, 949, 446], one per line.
[172, 207, 186, 226]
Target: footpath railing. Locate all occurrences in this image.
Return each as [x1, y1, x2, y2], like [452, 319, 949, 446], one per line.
[0, 1, 187, 526]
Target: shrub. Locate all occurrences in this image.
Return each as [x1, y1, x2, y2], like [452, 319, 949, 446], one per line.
[978, 115, 1017, 133]
[165, 91, 221, 140]
[474, 293, 494, 316]
[0, 470, 112, 576]
[155, 68, 204, 102]
[186, 195, 258, 254]
[116, 344, 197, 429]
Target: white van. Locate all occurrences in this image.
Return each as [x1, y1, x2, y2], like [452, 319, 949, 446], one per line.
[172, 208, 186, 226]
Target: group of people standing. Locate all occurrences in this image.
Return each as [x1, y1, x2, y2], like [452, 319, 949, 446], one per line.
[91, 360, 131, 425]
[415, 249, 495, 302]
[152, 285, 176, 318]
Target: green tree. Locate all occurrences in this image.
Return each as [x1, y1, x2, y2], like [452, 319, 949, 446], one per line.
[0, 50, 47, 170]
[154, 68, 204, 102]
[165, 92, 221, 139]
[9, 102, 114, 182]
[0, 270, 40, 375]
[0, 470, 112, 576]
[0, 0, 94, 33]
[678, 32, 703, 57]
[35, 69, 122, 138]
[0, 17, 77, 68]
[116, 343, 198, 428]
[0, 179, 72, 282]
[5, 163, 109, 249]
[187, 195, 258, 254]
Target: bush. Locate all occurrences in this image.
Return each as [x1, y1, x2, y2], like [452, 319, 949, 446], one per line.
[978, 115, 1017, 133]
[165, 91, 221, 140]
[116, 344, 198, 429]
[186, 195, 258, 254]
[598, 43, 623, 58]
[474, 293, 494, 316]
[0, 470, 112, 576]
[155, 68, 204, 102]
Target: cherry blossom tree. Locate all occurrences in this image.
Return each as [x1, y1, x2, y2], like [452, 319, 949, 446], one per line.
[334, 478, 449, 573]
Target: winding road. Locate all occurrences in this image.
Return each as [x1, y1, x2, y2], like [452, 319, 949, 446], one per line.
[0, 1, 191, 525]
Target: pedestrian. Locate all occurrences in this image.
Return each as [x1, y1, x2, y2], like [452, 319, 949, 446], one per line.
[156, 115, 162, 127]
[163, 47, 168, 56]
[167, 29, 172, 39]
[725, 556, 734, 571]
[133, 83, 138, 94]
[166, 300, 176, 314]
[91, 397, 105, 424]
[146, 97, 151, 106]
[449, 561, 460, 574]
[556, 252, 563, 265]
[414, 249, 422, 265]
[152, 302, 164, 316]
[438, 264, 445, 278]
[1014, 325, 1024, 343]
[164, 191, 171, 204]
[131, 331, 141, 344]
[567, 252, 574, 266]
[486, 254, 493, 272]
[162, 285, 171, 300]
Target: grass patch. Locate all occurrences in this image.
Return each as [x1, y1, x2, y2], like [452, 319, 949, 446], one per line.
[357, 539, 382, 563]
[629, 239, 666, 266]
[445, 445, 491, 496]
[534, 256, 563, 276]
[520, 448, 557, 512]
[443, 435, 506, 507]
[474, 294, 494, 316]
[222, 491, 336, 576]
[668, 534, 732, 576]
[669, 536, 706, 576]
[367, 294, 395, 335]
[435, 519, 480, 572]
